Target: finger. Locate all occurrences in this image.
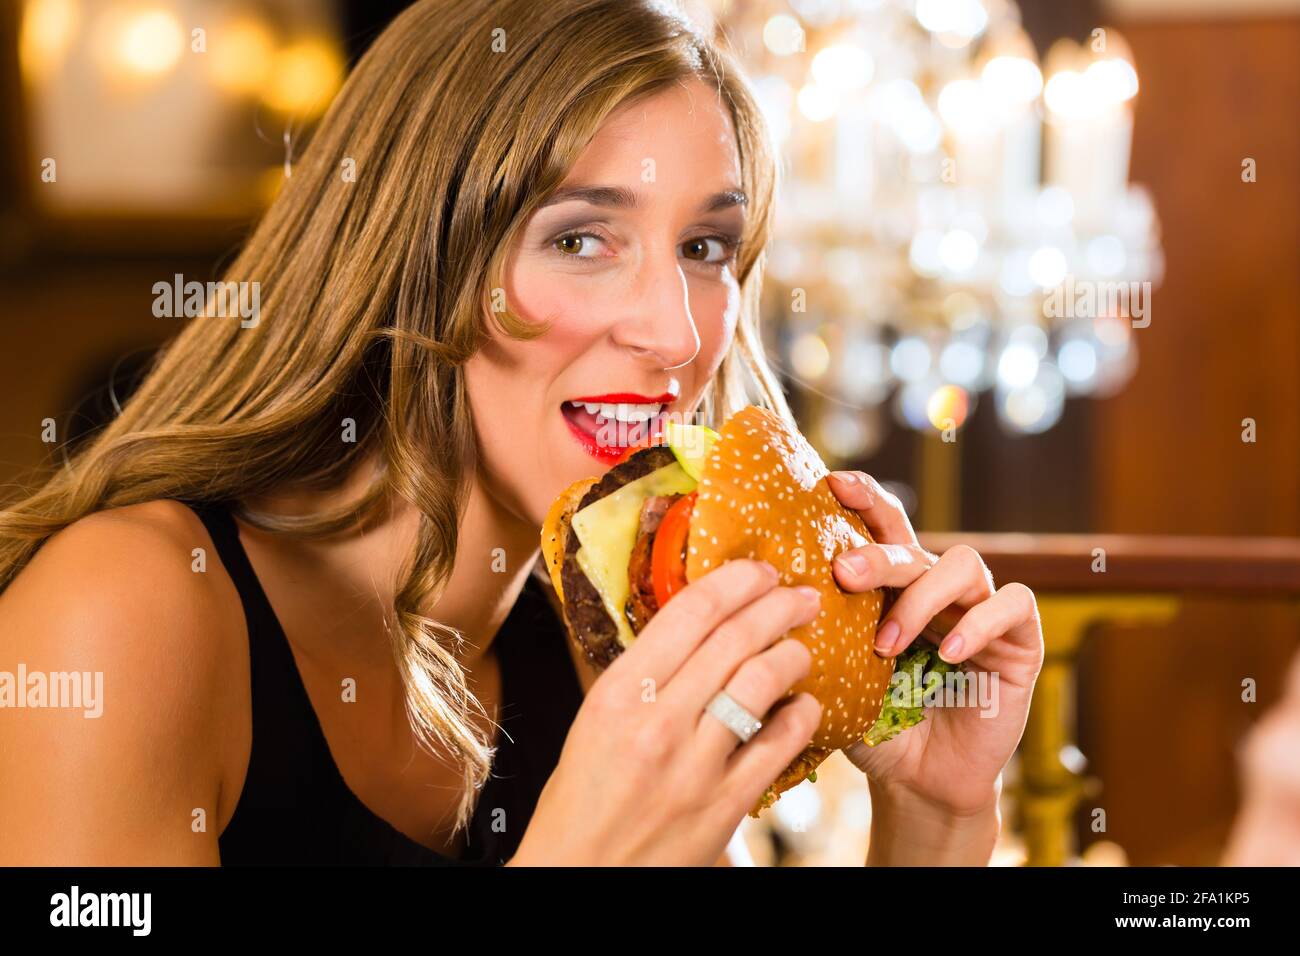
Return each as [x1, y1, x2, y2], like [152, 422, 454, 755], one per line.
[693, 638, 815, 764]
[672, 584, 821, 713]
[716, 692, 823, 819]
[873, 544, 996, 658]
[612, 558, 778, 689]
[832, 542, 938, 592]
[936, 582, 1042, 668]
[826, 471, 917, 545]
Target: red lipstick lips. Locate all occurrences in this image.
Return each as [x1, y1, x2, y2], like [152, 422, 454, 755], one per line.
[561, 391, 676, 464]
[566, 391, 678, 404]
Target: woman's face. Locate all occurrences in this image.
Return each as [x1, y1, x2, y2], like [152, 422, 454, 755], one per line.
[465, 77, 749, 527]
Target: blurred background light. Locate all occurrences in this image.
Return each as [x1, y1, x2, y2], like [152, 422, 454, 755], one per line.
[812, 43, 874, 91]
[19, 0, 78, 83]
[981, 54, 1043, 106]
[763, 14, 806, 56]
[890, 335, 933, 383]
[997, 360, 1066, 433]
[915, 0, 989, 42]
[262, 37, 344, 116]
[207, 16, 276, 96]
[103, 6, 184, 80]
[926, 383, 971, 430]
[1028, 245, 1068, 288]
[790, 330, 832, 380]
[796, 82, 838, 121]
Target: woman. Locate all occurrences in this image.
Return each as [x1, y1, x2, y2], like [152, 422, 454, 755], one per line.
[0, 0, 1043, 865]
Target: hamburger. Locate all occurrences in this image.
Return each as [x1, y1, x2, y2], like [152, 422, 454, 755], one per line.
[540, 405, 944, 816]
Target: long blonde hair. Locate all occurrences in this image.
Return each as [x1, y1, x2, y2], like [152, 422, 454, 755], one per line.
[0, 0, 790, 833]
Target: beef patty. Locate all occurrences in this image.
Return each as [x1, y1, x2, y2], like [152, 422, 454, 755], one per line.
[559, 445, 678, 669]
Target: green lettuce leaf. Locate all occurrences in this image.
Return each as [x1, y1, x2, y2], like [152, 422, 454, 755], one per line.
[862, 642, 957, 747]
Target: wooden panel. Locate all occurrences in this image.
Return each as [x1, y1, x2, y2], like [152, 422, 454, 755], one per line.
[919, 532, 1300, 593]
[1084, 16, 1300, 865]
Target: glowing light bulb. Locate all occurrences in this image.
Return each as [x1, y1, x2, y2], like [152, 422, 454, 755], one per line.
[915, 0, 988, 42]
[19, 0, 77, 82]
[114, 7, 184, 78]
[997, 342, 1040, 389]
[791, 332, 831, 380]
[891, 337, 933, 383]
[926, 384, 970, 430]
[940, 340, 985, 387]
[981, 56, 1043, 105]
[209, 16, 275, 94]
[896, 106, 943, 154]
[937, 78, 989, 136]
[1043, 70, 1089, 119]
[1084, 58, 1139, 104]
[796, 83, 837, 122]
[763, 15, 805, 57]
[1058, 338, 1099, 390]
[999, 363, 1065, 433]
[938, 229, 979, 274]
[263, 38, 344, 116]
[908, 230, 944, 277]
[812, 44, 873, 91]
[1028, 246, 1069, 288]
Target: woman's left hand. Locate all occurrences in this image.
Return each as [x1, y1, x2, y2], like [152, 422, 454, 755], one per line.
[825, 470, 1045, 819]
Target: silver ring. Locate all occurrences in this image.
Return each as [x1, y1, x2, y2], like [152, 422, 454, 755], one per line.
[705, 690, 763, 743]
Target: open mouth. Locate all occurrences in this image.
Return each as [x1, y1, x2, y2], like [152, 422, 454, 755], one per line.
[561, 392, 675, 464]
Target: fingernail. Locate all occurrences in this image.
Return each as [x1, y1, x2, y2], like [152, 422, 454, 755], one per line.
[760, 561, 779, 581]
[795, 585, 820, 604]
[835, 551, 869, 577]
[938, 632, 964, 662]
[875, 619, 900, 654]
[830, 470, 858, 485]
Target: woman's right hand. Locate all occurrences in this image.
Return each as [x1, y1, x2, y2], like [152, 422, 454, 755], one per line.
[510, 559, 823, 865]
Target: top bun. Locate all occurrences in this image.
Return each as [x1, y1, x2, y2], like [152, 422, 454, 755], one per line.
[685, 406, 892, 812]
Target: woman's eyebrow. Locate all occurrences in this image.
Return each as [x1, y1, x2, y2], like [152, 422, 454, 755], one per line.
[538, 184, 747, 214]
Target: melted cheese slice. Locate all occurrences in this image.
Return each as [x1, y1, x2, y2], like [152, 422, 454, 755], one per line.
[571, 462, 698, 647]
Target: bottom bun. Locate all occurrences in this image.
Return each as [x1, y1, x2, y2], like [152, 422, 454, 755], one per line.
[750, 747, 833, 817]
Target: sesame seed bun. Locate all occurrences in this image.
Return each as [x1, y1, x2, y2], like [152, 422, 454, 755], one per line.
[686, 406, 892, 816]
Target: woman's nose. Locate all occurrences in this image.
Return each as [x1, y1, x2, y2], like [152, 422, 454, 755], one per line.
[610, 259, 701, 370]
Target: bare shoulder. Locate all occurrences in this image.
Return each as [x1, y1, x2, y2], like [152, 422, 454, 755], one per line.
[0, 499, 250, 864]
[2, 498, 245, 657]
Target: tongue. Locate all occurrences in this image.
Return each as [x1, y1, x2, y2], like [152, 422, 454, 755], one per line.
[565, 404, 660, 449]
[566, 404, 605, 436]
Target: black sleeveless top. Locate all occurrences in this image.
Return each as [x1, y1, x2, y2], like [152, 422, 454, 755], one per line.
[181, 499, 584, 866]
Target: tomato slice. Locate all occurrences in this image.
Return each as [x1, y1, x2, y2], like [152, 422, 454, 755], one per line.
[651, 492, 696, 609]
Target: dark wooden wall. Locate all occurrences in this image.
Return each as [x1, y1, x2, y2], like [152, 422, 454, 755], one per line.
[1078, 16, 1300, 865]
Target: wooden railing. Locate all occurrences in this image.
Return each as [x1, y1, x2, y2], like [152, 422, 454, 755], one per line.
[916, 533, 1300, 866]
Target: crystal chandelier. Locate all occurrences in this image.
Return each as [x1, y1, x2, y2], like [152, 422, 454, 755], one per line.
[694, 0, 1163, 458]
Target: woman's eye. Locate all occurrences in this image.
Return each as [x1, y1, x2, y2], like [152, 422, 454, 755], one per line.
[553, 233, 606, 258]
[682, 236, 736, 265]
[551, 232, 739, 266]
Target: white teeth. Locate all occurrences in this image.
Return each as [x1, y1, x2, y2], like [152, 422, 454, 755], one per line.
[569, 400, 664, 423]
